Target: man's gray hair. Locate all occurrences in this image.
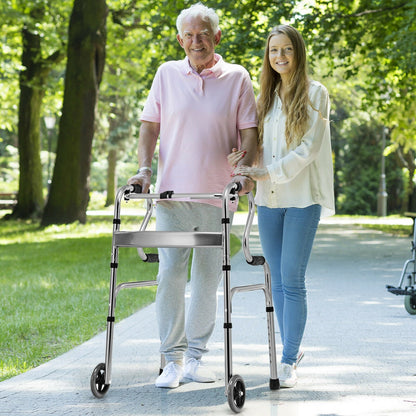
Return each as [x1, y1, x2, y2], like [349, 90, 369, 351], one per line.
[176, 3, 220, 36]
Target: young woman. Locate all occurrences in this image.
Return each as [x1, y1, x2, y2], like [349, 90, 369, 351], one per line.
[231, 25, 335, 387]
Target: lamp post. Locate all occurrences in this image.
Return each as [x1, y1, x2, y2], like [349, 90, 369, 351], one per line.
[44, 116, 56, 187]
[377, 126, 388, 217]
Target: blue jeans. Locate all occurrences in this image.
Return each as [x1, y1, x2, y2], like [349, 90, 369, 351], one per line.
[257, 205, 321, 365]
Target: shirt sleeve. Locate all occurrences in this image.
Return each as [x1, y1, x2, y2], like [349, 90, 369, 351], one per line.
[237, 70, 258, 130]
[267, 82, 330, 184]
[140, 66, 162, 123]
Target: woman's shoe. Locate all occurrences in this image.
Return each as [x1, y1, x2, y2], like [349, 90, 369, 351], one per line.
[279, 363, 297, 388]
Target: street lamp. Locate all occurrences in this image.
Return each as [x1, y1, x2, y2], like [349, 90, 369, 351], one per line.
[377, 126, 388, 217]
[44, 115, 56, 186]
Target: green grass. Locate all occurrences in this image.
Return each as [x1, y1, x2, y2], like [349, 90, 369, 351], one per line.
[0, 213, 241, 381]
[331, 214, 412, 237]
[357, 223, 411, 237]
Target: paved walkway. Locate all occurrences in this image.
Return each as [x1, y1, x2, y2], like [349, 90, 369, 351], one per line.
[1, 217, 416, 415]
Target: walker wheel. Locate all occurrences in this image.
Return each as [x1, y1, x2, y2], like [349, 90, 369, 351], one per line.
[91, 363, 110, 398]
[227, 374, 246, 413]
[404, 294, 416, 315]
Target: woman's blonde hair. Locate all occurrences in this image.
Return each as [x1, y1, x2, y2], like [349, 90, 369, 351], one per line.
[257, 25, 310, 147]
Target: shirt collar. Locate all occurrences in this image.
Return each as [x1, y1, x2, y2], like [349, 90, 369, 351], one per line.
[182, 53, 224, 78]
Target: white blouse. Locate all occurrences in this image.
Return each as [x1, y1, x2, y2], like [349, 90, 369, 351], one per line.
[255, 80, 335, 218]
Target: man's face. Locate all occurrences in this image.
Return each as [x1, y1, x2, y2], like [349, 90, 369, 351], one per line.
[177, 16, 221, 72]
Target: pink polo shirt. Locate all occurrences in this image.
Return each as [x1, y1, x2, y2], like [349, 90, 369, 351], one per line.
[140, 54, 257, 209]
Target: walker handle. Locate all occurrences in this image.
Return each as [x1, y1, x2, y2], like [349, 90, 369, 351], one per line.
[231, 182, 242, 194]
[131, 184, 143, 194]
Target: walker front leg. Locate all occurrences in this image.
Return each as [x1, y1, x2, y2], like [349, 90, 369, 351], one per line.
[222, 182, 246, 413]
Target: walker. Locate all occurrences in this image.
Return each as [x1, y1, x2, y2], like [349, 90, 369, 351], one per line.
[90, 182, 279, 412]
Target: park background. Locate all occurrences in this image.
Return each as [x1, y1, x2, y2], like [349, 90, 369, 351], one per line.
[1, 0, 415, 382]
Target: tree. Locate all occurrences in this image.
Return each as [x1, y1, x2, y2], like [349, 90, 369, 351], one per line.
[298, 0, 416, 213]
[299, 0, 416, 126]
[42, 0, 108, 225]
[2, 2, 66, 219]
[103, 94, 135, 206]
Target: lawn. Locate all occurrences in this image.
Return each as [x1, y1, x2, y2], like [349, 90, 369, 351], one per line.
[0, 212, 242, 381]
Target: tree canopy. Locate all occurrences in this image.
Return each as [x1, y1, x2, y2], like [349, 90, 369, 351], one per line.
[1, 0, 415, 221]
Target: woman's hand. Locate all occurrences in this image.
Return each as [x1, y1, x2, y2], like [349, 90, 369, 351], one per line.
[227, 148, 246, 167]
[233, 166, 270, 181]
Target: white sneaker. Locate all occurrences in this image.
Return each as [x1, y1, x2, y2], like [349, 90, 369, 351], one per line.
[155, 362, 183, 388]
[279, 363, 297, 388]
[182, 358, 216, 383]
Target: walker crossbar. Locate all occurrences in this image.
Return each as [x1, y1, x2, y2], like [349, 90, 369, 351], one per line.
[114, 230, 222, 248]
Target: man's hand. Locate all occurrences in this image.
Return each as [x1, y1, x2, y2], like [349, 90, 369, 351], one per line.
[127, 170, 152, 193]
[231, 174, 254, 195]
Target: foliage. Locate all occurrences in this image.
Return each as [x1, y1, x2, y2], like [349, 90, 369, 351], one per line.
[299, 0, 416, 145]
[1, 0, 415, 217]
[300, 1, 415, 97]
[0, 0, 70, 136]
[336, 120, 403, 215]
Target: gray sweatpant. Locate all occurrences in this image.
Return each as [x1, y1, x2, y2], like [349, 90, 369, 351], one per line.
[155, 201, 231, 364]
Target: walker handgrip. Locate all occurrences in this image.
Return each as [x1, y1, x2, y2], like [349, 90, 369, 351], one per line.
[231, 182, 242, 194]
[247, 256, 265, 266]
[132, 184, 143, 194]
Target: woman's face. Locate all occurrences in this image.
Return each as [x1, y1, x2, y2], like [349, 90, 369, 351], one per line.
[268, 34, 295, 79]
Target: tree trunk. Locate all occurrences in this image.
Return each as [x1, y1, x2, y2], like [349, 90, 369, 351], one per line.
[42, 0, 108, 225]
[395, 146, 416, 213]
[12, 27, 46, 219]
[105, 147, 117, 207]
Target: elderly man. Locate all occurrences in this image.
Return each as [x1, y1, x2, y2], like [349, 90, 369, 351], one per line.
[128, 3, 257, 389]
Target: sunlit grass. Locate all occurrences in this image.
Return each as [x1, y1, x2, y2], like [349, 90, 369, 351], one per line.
[358, 223, 411, 237]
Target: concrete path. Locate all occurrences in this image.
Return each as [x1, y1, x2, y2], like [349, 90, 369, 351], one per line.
[1, 218, 416, 415]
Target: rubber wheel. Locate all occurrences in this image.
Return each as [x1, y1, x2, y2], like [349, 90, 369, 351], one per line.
[91, 363, 110, 398]
[227, 374, 246, 413]
[404, 295, 416, 315]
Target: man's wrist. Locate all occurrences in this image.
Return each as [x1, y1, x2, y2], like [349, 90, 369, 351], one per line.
[137, 166, 153, 175]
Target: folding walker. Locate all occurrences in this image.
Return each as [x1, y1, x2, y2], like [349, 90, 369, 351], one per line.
[90, 182, 279, 413]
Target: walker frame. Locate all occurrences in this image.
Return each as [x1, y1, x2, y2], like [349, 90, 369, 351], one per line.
[90, 182, 279, 412]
